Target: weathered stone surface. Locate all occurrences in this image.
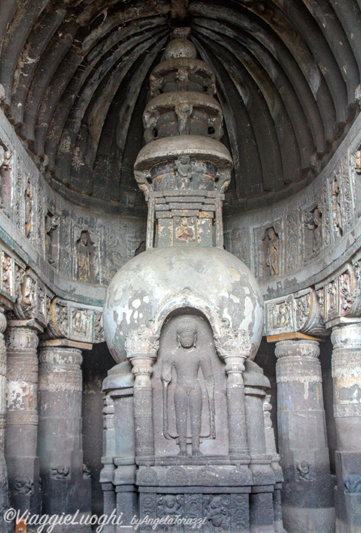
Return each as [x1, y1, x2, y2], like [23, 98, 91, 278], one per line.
[275, 339, 334, 533]
[5, 320, 42, 515]
[38, 341, 91, 530]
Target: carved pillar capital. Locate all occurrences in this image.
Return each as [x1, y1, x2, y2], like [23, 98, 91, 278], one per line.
[130, 356, 155, 383]
[275, 339, 320, 359]
[44, 298, 101, 345]
[315, 260, 361, 328]
[224, 355, 245, 386]
[265, 288, 327, 342]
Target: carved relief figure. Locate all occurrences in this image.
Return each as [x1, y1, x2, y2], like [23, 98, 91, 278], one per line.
[355, 150, 361, 175]
[340, 273, 352, 313]
[332, 177, 343, 236]
[76, 230, 95, 282]
[13, 480, 33, 494]
[72, 310, 87, 337]
[161, 317, 215, 457]
[2, 253, 12, 293]
[24, 178, 33, 238]
[276, 302, 290, 328]
[176, 217, 196, 243]
[327, 281, 337, 316]
[175, 102, 193, 135]
[0, 145, 11, 208]
[51, 466, 69, 480]
[264, 227, 279, 276]
[157, 495, 183, 518]
[305, 206, 322, 254]
[22, 275, 35, 310]
[204, 495, 230, 530]
[175, 155, 192, 188]
[296, 461, 311, 481]
[45, 211, 59, 265]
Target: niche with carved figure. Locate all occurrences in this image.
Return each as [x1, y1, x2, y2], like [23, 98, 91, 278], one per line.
[45, 210, 60, 267]
[152, 309, 228, 460]
[263, 226, 280, 278]
[76, 230, 95, 283]
[0, 143, 12, 212]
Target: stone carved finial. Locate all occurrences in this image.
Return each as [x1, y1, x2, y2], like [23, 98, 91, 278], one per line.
[164, 28, 196, 60]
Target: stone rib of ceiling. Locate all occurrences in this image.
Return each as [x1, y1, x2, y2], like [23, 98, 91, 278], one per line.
[0, 0, 360, 215]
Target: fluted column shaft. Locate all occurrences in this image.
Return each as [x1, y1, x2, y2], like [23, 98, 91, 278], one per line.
[5, 320, 42, 515]
[38, 340, 91, 530]
[331, 323, 361, 533]
[275, 339, 334, 533]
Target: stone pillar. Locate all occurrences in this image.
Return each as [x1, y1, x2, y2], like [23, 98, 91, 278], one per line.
[275, 339, 334, 533]
[102, 361, 136, 531]
[244, 360, 275, 533]
[331, 323, 361, 533]
[38, 340, 91, 531]
[5, 320, 42, 515]
[0, 308, 10, 531]
[224, 355, 249, 459]
[130, 357, 155, 465]
[100, 394, 116, 533]
[263, 394, 285, 533]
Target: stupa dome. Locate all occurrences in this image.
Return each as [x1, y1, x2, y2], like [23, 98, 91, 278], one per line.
[103, 246, 263, 363]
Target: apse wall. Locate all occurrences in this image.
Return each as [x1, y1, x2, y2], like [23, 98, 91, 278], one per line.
[224, 111, 361, 298]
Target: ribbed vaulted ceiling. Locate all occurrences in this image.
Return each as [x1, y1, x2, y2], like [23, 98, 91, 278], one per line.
[0, 0, 360, 215]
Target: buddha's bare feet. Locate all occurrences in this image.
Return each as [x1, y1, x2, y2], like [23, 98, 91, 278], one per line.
[192, 449, 203, 457]
[178, 450, 188, 457]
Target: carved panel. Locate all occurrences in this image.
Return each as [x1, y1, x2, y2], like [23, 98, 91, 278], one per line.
[1, 251, 14, 297]
[70, 308, 93, 342]
[285, 213, 299, 272]
[224, 227, 250, 269]
[302, 203, 323, 261]
[265, 298, 294, 335]
[45, 209, 60, 267]
[0, 141, 12, 214]
[265, 289, 326, 337]
[254, 220, 282, 280]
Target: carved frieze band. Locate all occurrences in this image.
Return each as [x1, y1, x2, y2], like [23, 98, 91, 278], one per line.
[0, 236, 103, 344]
[315, 256, 361, 327]
[45, 298, 103, 343]
[265, 288, 326, 338]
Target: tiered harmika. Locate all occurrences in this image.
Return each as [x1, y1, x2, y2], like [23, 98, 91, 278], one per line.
[102, 28, 284, 532]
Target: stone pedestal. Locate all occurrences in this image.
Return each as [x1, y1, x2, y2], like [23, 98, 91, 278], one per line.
[38, 340, 91, 531]
[5, 319, 42, 515]
[275, 339, 334, 533]
[0, 308, 10, 531]
[331, 323, 361, 533]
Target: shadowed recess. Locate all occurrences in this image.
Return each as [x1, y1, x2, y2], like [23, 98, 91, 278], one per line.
[0, 0, 360, 215]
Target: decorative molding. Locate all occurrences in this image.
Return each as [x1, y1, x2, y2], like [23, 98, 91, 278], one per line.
[265, 288, 326, 340]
